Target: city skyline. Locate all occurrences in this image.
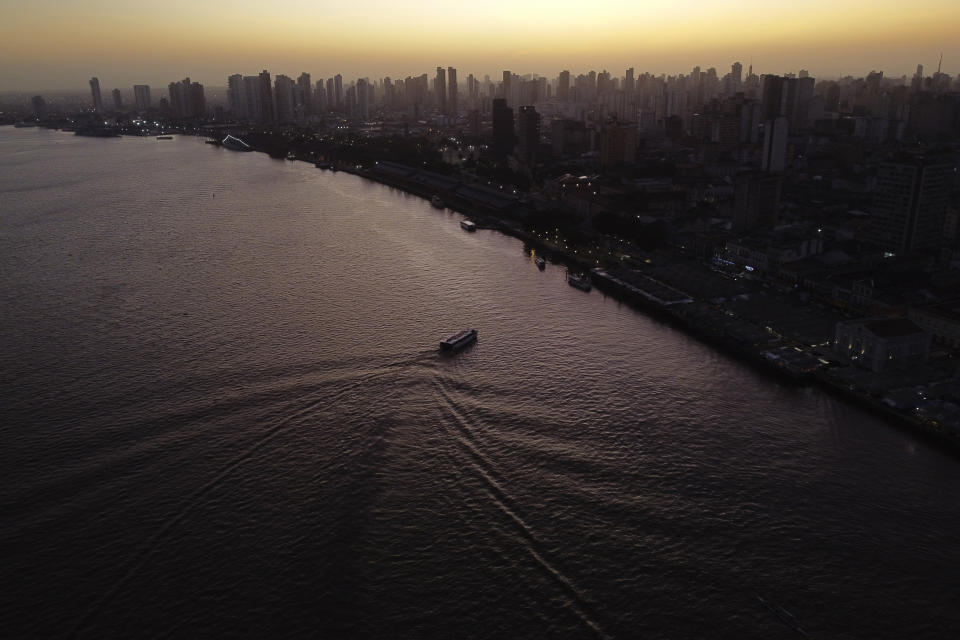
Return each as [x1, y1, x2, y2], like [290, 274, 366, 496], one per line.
[1, 0, 959, 91]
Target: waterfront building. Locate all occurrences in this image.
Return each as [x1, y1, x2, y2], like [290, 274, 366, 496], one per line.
[111, 89, 122, 110]
[89, 77, 103, 113]
[834, 317, 930, 372]
[259, 70, 274, 123]
[134, 84, 151, 112]
[869, 153, 953, 255]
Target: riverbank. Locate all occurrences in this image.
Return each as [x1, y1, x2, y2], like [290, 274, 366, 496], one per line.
[239, 141, 960, 452]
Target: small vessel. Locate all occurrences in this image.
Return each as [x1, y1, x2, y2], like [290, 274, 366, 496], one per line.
[567, 273, 591, 291]
[431, 195, 445, 209]
[460, 220, 477, 232]
[286, 152, 297, 160]
[221, 135, 252, 151]
[156, 135, 173, 140]
[440, 328, 478, 351]
[535, 256, 546, 270]
[315, 161, 330, 169]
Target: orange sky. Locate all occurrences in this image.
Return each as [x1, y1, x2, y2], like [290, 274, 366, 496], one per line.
[1, 0, 958, 90]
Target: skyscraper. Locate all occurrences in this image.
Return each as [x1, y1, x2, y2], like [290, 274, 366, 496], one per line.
[447, 67, 457, 116]
[870, 154, 953, 255]
[259, 70, 274, 123]
[111, 88, 122, 110]
[296, 72, 312, 118]
[558, 70, 570, 102]
[357, 78, 370, 120]
[274, 75, 296, 123]
[334, 74, 343, 111]
[434, 67, 447, 113]
[89, 77, 103, 113]
[491, 98, 514, 157]
[134, 85, 151, 111]
[516, 106, 540, 166]
[228, 75, 245, 118]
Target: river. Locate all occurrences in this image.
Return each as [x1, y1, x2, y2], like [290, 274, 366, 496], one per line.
[1, 128, 958, 639]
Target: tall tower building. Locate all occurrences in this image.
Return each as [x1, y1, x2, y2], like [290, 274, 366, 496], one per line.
[558, 70, 570, 102]
[134, 85, 151, 111]
[447, 67, 457, 116]
[111, 88, 122, 110]
[296, 72, 312, 117]
[870, 154, 953, 255]
[89, 77, 103, 113]
[259, 70, 274, 123]
[434, 67, 447, 113]
[491, 98, 514, 157]
[274, 75, 296, 123]
[357, 78, 370, 120]
[334, 74, 343, 110]
[516, 105, 540, 166]
[228, 75, 244, 118]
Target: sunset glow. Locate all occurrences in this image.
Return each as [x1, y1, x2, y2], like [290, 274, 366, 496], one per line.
[1, 0, 958, 88]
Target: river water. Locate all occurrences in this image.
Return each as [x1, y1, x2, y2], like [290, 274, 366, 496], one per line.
[1, 128, 958, 639]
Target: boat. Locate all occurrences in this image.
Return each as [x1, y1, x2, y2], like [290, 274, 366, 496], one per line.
[440, 328, 478, 351]
[156, 135, 173, 140]
[286, 152, 297, 160]
[431, 195, 445, 209]
[460, 220, 477, 232]
[221, 135, 252, 151]
[314, 161, 330, 169]
[535, 256, 546, 270]
[567, 273, 591, 291]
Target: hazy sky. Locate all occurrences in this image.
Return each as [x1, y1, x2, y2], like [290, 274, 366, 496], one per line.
[2, 0, 958, 91]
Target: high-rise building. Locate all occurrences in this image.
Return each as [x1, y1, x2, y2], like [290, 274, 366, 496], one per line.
[259, 70, 274, 123]
[600, 120, 637, 167]
[168, 77, 204, 118]
[296, 72, 312, 118]
[357, 78, 370, 120]
[447, 67, 457, 116]
[733, 172, 782, 232]
[558, 70, 570, 102]
[31, 95, 46, 119]
[761, 116, 788, 172]
[111, 88, 122, 110]
[491, 98, 514, 156]
[89, 77, 103, 113]
[243, 76, 263, 122]
[870, 154, 953, 255]
[516, 106, 540, 166]
[134, 85, 151, 111]
[434, 67, 447, 113]
[227, 75, 245, 118]
[274, 75, 296, 123]
[326, 78, 335, 111]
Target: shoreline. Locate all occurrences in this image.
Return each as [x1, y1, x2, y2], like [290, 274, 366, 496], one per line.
[324, 158, 960, 454]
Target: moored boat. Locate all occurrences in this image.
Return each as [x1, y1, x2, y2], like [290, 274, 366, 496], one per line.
[156, 135, 173, 140]
[440, 328, 478, 351]
[567, 273, 591, 291]
[535, 256, 546, 270]
[460, 220, 477, 232]
[431, 195, 445, 209]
